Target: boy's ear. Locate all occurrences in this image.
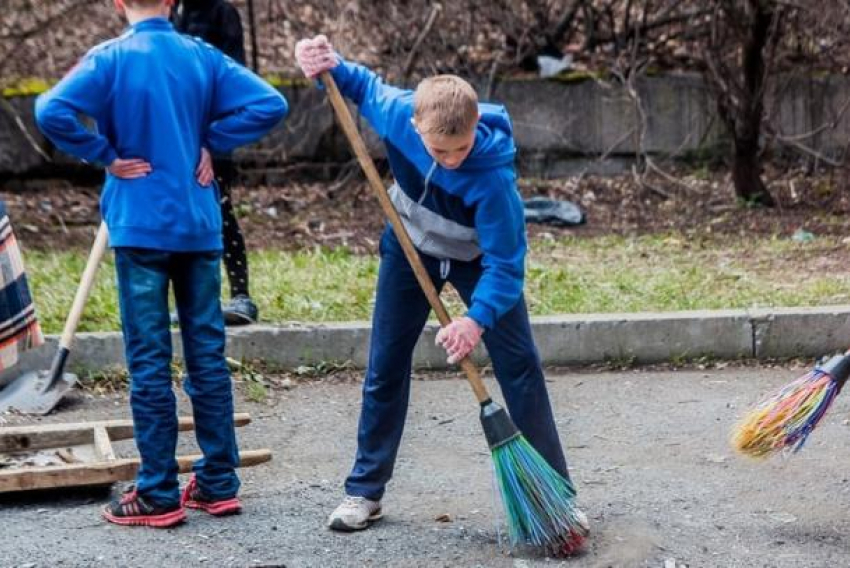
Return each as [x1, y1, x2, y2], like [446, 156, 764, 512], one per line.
[113, 0, 125, 15]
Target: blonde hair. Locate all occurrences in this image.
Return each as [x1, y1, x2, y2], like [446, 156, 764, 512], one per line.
[413, 75, 478, 136]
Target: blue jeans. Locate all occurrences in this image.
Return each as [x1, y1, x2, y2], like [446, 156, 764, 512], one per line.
[344, 229, 570, 501]
[115, 248, 239, 506]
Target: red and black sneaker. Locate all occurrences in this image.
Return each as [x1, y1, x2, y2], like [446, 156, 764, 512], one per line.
[102, 486, 186, 528]
[181, 475, 242, 516]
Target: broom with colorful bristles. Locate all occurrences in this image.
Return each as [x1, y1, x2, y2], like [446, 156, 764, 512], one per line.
[319, 70, 588, 556]
[732, 351, 850, 458]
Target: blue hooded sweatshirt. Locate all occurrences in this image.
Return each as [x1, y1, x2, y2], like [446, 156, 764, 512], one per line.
[35, 17, 287, 252]
[330, 59, 525, 330]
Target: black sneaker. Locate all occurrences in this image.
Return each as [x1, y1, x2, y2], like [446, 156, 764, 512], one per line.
[222, 295, 258, 326]
[102, 486, 186, 528]
[221, 294, 258, 325]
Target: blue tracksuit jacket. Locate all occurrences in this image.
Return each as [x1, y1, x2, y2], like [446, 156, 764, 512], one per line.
[330, 59, 525, 329]
[35, 17, 287, 252]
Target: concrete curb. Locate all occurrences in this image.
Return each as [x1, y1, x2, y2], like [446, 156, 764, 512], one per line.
[3, 306, 849, 384]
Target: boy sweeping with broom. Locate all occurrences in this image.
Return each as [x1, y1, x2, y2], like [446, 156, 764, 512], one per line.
[295, 35, 587, 546]
[36, 0, 287, 527]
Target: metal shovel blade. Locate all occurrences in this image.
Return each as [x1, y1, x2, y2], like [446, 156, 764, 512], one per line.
[0, 370, 78, 415]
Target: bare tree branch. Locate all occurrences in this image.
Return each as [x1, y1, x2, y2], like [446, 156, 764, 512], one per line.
[0, 98, 51, 162]
[402, 3, 442, 82]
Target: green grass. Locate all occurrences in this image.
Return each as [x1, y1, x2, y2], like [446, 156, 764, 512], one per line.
[525, 234, 850, 314]
[24, 234, 850, 334]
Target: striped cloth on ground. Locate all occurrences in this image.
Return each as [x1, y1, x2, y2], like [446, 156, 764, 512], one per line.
[0, 201, 44, 371]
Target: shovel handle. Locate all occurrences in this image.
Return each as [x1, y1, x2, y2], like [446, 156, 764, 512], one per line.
[320, 72, 491, 405]
[60, 222, 109, 349]
[44, 222, 109, 391]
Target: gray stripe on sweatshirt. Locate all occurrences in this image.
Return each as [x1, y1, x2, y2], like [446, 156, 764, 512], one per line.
[388, 183, 481, 262]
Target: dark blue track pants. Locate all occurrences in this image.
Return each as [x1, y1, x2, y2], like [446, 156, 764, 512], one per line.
[345, 230, 570, 500]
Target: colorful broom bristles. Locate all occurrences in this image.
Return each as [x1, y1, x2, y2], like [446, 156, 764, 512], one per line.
[491, 435, 589, 556]
[732, 368, 840, 457]
[732, 353, 850, 458]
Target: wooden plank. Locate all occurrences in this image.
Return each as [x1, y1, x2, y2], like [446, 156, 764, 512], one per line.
[0, 413, 252, 453]
[0, 448, 272, 493]
[93, 427, 115, 461]
[102, 413, 252, 445]
[0, 423, 95, 453]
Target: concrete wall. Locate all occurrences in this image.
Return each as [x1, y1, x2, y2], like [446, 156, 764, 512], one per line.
[491, 74, 725, 177]
[4, 74, 850, 181]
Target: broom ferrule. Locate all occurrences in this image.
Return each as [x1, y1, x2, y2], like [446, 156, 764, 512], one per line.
[479, 400, 521, 449]
[817, 353, 850, 385]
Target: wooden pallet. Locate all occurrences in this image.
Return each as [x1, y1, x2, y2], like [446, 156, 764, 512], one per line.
[0, 413, 271, 493]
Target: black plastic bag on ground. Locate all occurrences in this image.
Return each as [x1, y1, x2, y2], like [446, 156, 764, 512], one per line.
[523, 197, 586, 227]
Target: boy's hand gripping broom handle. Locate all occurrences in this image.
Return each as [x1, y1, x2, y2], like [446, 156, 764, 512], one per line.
[320, 72, 490, 405]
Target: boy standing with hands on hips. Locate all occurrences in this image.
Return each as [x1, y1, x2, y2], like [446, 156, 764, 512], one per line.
[36, 0, 287, 527]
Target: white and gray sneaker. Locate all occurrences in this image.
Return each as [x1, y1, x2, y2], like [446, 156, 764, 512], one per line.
[327, 495, 383, 531]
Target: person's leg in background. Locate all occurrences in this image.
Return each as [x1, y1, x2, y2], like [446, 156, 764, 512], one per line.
[217, 157, 258, 325]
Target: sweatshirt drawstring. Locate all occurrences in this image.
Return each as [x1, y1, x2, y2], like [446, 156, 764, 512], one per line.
[420, 162, 451, 280]
[418, 161, 438, 205]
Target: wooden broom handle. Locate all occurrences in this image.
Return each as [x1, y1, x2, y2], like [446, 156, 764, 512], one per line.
[321, 72, 491, 404]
